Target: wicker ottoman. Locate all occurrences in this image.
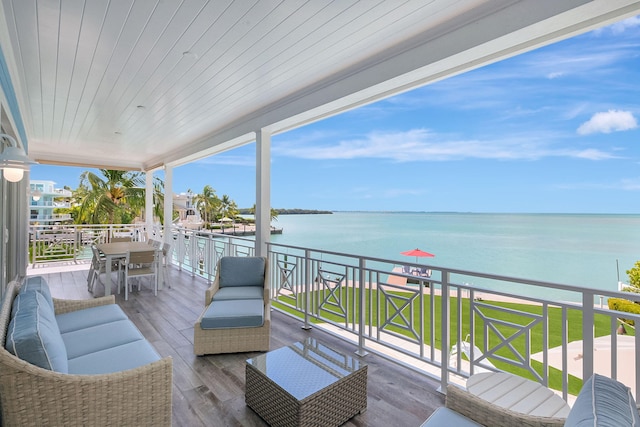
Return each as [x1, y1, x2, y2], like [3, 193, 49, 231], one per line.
[245, 338, 367, 427]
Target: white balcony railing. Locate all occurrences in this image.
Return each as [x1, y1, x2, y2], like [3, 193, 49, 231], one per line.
[30, 224, 640, 402]
[166, 227, 640, 402]
[29, 224, 146, 264]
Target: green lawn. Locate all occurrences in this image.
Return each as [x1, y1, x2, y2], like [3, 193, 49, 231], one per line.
[274, 288, 623, 395]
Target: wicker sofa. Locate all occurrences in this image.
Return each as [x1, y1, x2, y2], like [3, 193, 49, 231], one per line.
[0, 278, 172, 426]
[423, 375, 640, 427]
[194, 256, 270, 355]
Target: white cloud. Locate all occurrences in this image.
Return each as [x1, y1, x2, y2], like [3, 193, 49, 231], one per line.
[274, 129, 617, 162]
[620, 178, 640, 190]
[570, 148, 617, 160]
[546, 71, 565, 79]
[600, 16, 640, 35]
[557, 177, 640, 191]
[577, 110, 638, 135]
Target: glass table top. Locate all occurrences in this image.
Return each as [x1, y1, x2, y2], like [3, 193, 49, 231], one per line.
[246, 337, 367, 401]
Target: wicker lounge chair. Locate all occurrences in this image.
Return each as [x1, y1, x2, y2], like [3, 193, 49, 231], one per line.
[194, 256, 270, 355]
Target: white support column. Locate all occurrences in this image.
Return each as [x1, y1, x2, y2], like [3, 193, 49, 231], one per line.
[164, 165, 173, 243]
[145, 170, 154, 240]
[255, 130, 271, 258]
[0, 173, 6, 294]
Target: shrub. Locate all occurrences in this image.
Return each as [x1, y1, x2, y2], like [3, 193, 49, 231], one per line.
[608, 297, 640, 326]
[621, 286, 640, 295]
[626, 260, 640, 290]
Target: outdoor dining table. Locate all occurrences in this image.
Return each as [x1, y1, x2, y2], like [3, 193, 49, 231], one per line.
[96, 241, 159, 296]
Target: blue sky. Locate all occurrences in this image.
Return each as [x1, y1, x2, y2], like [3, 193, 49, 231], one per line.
[31, 16, 640, 213]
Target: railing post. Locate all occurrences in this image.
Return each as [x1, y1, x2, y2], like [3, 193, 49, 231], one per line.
[302, 249, 312, 330]
[356, 257, 368, 357]
[205, 234, 213, 281]
[190, 232, 196, 277]
[31, 229, 36, 267]
[582, 292, 595, 384]
[440, 271, 450, 394]
[73, 229, 80, 263]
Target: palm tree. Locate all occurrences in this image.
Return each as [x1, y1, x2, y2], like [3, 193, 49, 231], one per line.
[77, 169, 144, 224]
[218, 194, 238, 221]
[194, 185, 219, 227]
[151, 176, 165, 224]
[250, 204, 279, 222]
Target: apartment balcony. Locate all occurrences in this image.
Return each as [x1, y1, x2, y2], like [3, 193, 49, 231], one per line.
[29, 213, 73, 222]
[26, 224, 640, 424]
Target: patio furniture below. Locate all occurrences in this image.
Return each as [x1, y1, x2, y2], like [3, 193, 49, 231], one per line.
[194, 256, 270, 355]
[245, 338, 368, 427]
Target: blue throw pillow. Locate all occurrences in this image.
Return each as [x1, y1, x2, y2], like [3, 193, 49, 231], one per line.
[219, 257, 265, 287]
[5, 291, 68, 373]
[19, 276, 54, 311]
[564, 373, 639, 426]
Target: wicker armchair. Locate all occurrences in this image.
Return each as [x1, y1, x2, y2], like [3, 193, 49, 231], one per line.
[194, 257, 271, 355]
[0, 281, 172, 426]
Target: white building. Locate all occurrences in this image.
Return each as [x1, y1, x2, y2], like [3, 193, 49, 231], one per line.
[174, 192, 204, 230]
[29, 180, 73, 224]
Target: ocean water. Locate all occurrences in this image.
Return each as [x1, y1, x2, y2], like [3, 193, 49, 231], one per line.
[269, 212, 640, 298]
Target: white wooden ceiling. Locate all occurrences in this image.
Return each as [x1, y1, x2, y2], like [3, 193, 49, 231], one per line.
[1, 0, 639, 170]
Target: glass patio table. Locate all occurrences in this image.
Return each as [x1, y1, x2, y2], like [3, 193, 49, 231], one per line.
[245, 337, 368, 427]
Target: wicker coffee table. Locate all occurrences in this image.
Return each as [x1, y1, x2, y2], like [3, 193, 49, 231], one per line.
[245, 338, 367, 427]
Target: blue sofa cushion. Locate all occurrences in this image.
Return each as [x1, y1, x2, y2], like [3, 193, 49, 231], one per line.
[19, 276, 54, 311]
[55, 304, 129, 334]
[219, 257, 265, 287]
[201, 299, 264, 329]
[565, 373, 640, 427]
[212, 286, 263, 301]
[67, 340, 161, 375]
[5, 291, 68, 373]
[61, 319, 145, 359]
[420, 407, 483, 426]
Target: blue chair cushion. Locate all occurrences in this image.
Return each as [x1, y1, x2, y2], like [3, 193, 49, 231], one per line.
[219, 256, 265, 287]
[420, 407, 483, 426]
[200, 299, 264, 329]
[19, 276, 54, 311]
[67, 340, 161, 375]
[55, 304, 129, 334]
[61, 319, 145, 359]
[5, 291, 68, 373]
[212, 286, 264, 301]
[564, 373, 640, 427]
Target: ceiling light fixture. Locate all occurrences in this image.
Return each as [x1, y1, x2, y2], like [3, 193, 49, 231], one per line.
[0, 133, 38, 182]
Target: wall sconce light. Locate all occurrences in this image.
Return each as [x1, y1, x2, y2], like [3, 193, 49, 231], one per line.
[0, 133, 38, 182]
[32, 189, 42, 201]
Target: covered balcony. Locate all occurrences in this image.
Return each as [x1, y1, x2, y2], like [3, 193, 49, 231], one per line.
[2, 1, 640, 425]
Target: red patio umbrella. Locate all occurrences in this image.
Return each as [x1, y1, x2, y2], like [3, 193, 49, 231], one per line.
[400, 248, 435, 262]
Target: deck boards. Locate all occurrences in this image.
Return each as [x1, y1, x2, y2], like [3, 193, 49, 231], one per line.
[31, 265, 444, 426]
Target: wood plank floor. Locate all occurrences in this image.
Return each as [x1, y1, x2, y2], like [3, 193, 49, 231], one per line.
[32, 265, 444, 426]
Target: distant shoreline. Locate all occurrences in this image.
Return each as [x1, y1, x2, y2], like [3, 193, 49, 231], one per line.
[327, 211, 640, 216]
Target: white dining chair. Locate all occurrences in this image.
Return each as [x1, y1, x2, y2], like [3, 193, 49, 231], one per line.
[88, 245, 120, 293]
[118, 249, 160, 300]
